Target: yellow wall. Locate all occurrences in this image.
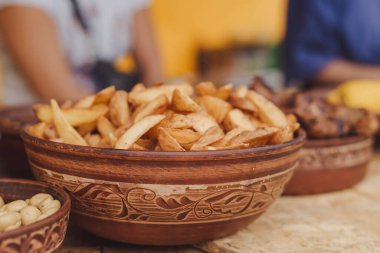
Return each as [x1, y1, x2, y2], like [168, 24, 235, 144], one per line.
[150, 0, 287, 78]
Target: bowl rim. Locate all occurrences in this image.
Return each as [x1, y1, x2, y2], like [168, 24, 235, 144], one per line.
[0, 178, 71, 240]
[21, 127, 306, 160]
[304, 135, 373, 148]
[0, 105, 36, 136]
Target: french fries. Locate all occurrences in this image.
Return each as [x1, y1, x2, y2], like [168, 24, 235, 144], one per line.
[133, 94, 169, 123]
[33, 104, 108, 127]
[50, 100, 87, 146]
[223, 109, 256, 131]
[115, 115, 165, 149]
[157, 128, 185, 151]
[109, 90, 131, 127]
[171, 89, 199, 112]
[28, 82, 300, 151]
[246, 90, 288, 127]
[228, 128, 280, 147]
[191, 126, 224, 150]
[199, 96, 232, 123]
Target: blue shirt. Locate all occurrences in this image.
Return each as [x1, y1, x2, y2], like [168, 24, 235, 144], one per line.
[284, 0, 380, 86]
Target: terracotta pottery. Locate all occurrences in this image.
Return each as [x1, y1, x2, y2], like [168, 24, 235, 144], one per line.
[21, 129, 305, 245]
[284, 136, 373, 195]
[0, 106, 36, 178]
[0, 178, 71, 253]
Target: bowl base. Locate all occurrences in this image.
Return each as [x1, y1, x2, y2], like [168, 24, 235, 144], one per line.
[72, 213, 260, 245]
[284, 163, 368, 195]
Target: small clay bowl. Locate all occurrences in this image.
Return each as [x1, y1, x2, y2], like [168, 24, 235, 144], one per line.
[0, 178, 71, 253]
[0, 106, 36, 178]
[21, 128, 305, 246]
[284, 135, 373, 195]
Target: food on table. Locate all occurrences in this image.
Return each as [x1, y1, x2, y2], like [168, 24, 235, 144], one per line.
[250, 78, 379, 139]
[294, 94, 379, 139]
[0, 193, 61, 232]
[28, 82, 300, 151]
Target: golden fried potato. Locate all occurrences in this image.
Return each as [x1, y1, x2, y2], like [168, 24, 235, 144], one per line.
[271, 114, 300, 144]
[199, 96, 232, 123]
[129, 83, 193, 106]
[74, 95, 95, 109]
[43, 124, 58, 139]
[60, 100, 73, 109]
[130, 83, 146, 93]
[28, 122, 46, 139]
[33, 103, 108, 127]
[50, 100, 87, 146]
[234, 85, 248, 98]
[77, 121, 97, 136]
[148, 113, 193, 139]
[246, 91, 288, 128]
[85, 134, 101, 147]
[214, 84, 233, 100]
[135, 138, 156, 150]
[212, 127, 245, 147]
[195, 81, 217, 96]
[30, 83, 298, 150]
[187, 111, 219, 134]
[171, 89, 199, 113]
[158, 83, 194, 101]
[162, 128, 201, 149]
[191, 126, 224, 150]
[228, 127, 280, 147]
[129, 89, 164, 106]
[109, 90, 131, 127]
[157, 128, 185, 151]
[223, 109, 256, 131]
[115, 115, 165, 149]
[97, 116, 116, 139]
[94, 86, 116, 104]
[229, 96, 257, 113]
[131, 143, 149, 151]
[133, 94, 169, 123]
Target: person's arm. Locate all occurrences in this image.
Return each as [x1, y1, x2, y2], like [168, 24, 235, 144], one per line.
[284, 0, 341, 87]
[0, 6, 90, 101]
[133, 8, 163, 86]
[312, 59, 380, 86]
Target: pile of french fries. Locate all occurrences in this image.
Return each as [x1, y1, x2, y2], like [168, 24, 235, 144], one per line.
[28, 82, 300, 151]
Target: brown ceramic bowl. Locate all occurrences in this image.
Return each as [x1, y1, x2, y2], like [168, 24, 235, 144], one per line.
[21, 129, 305, 246]
[0, 106, 36, 178]
[284, 135, 373, 195]
[0, 178, 71, 253]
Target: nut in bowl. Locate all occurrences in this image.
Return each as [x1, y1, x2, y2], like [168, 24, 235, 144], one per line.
[22, 82, 304, 245]
[0, 179, 70, 253]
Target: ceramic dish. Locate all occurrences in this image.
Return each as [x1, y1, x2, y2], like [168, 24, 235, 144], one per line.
[284, 135, 373, 195]
[21, 128, 305, 245]
[0, 106, 35, 178]
[0, 178, 71, 253]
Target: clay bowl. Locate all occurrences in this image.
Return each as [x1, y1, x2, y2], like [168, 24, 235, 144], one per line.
[21, 128, 305, 246]
[284, 135, 373, 195]
[0, 178, 71, 253]
[0, 106, 36, 178]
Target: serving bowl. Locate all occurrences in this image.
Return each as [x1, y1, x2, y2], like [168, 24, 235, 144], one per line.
[284, 135, 373, 195]
[21, 128, 305, 245]
[0, 106, 36, 178]
[0, 178, 71, 253]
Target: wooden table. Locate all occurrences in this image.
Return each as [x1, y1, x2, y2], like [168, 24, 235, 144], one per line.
[59, 154, 380, 253]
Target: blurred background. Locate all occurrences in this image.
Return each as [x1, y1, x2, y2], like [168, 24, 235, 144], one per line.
[0, 0, 379, 108]
[0, 0, 287, 107]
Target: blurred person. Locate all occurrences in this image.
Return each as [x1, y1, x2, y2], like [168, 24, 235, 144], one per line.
[0, 0, 162, 106]
[284, 0, 380, 87]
